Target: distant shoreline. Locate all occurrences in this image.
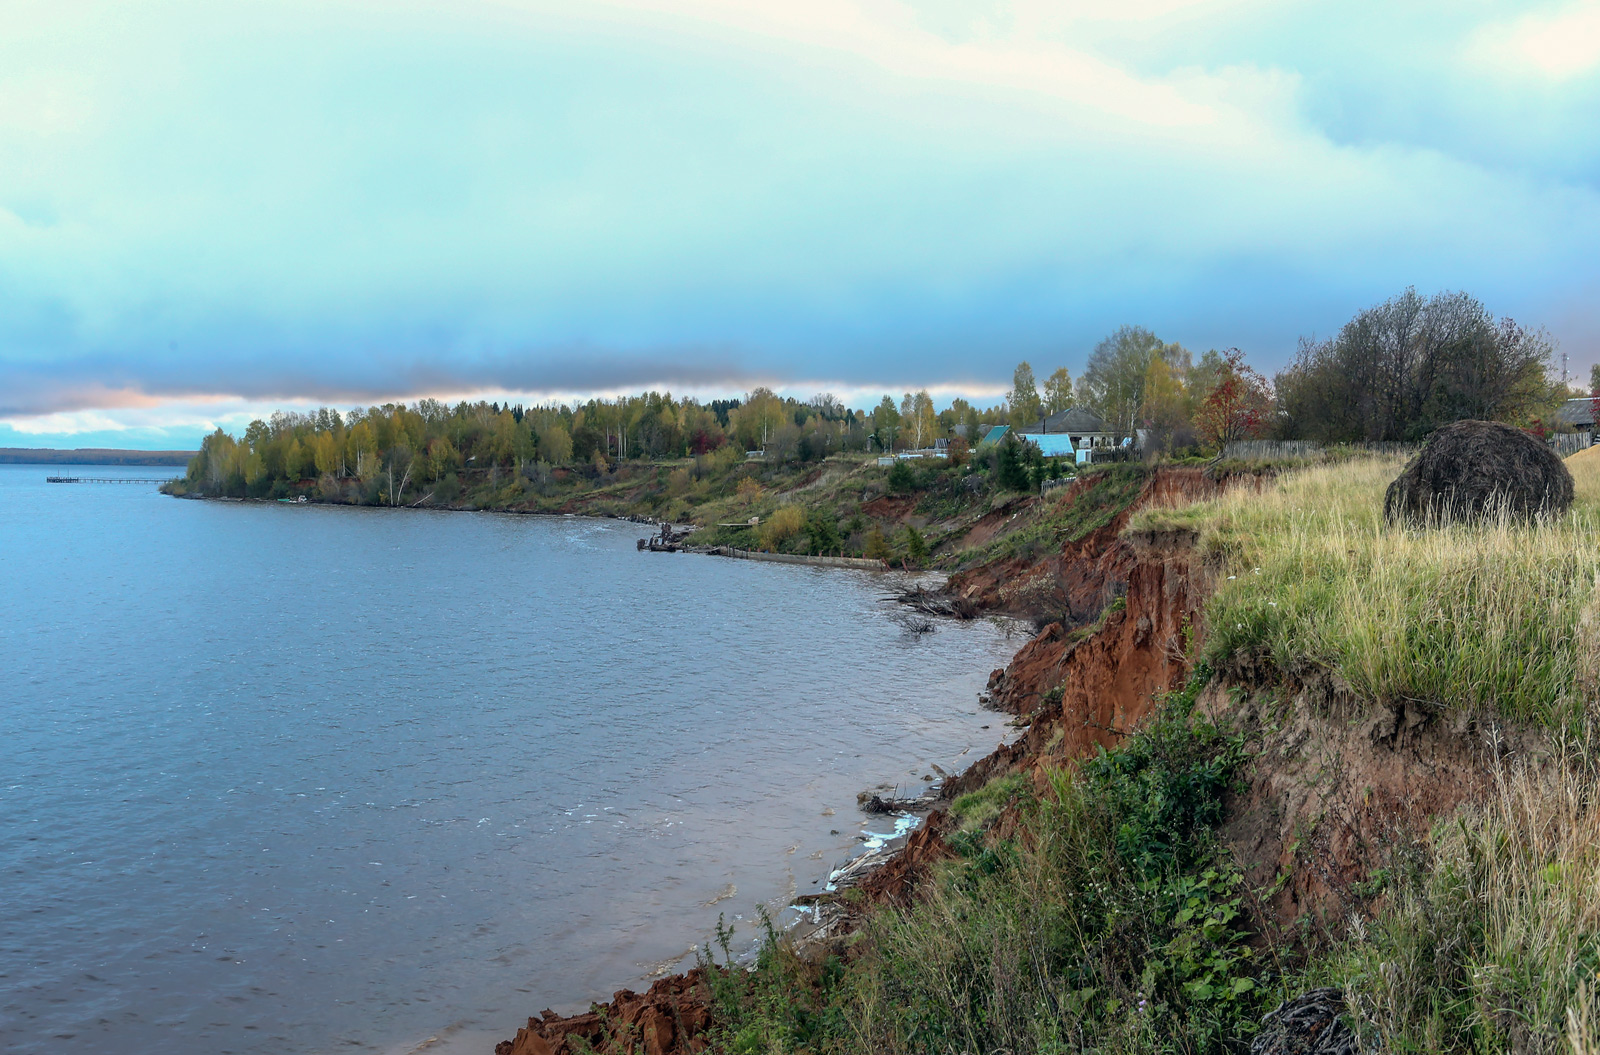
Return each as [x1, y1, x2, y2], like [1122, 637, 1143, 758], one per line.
[0, 448, 197, 466]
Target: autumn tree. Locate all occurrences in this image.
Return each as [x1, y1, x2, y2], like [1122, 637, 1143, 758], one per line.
[427, 437, 460, 481]
[538, 423, 573, 465]
[1079, 326, 1189, 439]
[1043, 367, 1074, 415]
[1139, 356, 1188, 451]
[908, 389, 936, 449]
[1194, 349, 1271, 449]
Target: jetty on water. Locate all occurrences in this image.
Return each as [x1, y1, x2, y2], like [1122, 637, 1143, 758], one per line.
[46, 476, 180, 485]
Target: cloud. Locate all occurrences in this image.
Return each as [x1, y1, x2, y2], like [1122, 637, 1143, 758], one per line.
[1474, 3, 1600, 79]
[1, 0, 1598, 436]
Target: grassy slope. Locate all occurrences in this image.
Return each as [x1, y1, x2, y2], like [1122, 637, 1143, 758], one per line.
[685, 452, 1600, 1055]
[1133, 453, 1600, 727]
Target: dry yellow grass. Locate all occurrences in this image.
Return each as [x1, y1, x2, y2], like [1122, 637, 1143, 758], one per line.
[1567, 442, 1600, 468]
[1135, 453, 1600, 723]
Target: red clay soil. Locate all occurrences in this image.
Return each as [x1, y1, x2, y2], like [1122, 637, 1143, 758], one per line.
[1213, 682, 1543, 939]
[944, 527, 1209, 797]
[945, 467, 1238, 622]
[496, 970, 715, 1055]
[854, 811, 960, 909]
[859, 493, 920, 520]
[953, 496, 1036, 551]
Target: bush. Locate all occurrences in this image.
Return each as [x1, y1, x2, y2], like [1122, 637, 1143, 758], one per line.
[863, 526, 893, 562]
[806, 511, 842, 556]
[757, 505, 806, 550]
[887, 459, 917, 494]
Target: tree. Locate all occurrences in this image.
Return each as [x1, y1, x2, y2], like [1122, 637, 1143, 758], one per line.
[744, 388, 785, 450]
[902, 526, 929, 567]
[1043, 367, 1074, 416]
[310, 430, 341, 477]
[427, 437, 460, 481]
[909, 389, 936, 449]
[872, 396, 902, 451]
[1079, 326, 1189, 439]
[863, 525, 893, 562]
[1194, 349, 1271, 449]
[887, 459, 917, 494]
[1008, 362, 1042, 426]
[1591, 365, 1600, 436]
[1139, 357, 1189, 452]
[806, 511, 842, 555]
[995, 435, 1030, 491]
[384, 444, 415, 506]
[538, 423, 573, 465]
[1275, 289, 1553, 442]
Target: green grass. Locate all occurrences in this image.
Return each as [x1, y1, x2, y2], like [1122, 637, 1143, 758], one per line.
[1131, 454, 1600, 727]
[960, 465, 1151, 570]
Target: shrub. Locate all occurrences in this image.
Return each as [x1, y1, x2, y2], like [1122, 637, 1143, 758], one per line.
[757, 505, 805, 550]
[806, 511, 842, 556]
[886, 459, 917, 494]
[703, 677, 1264, 1055]
[863, 526, 893, 561]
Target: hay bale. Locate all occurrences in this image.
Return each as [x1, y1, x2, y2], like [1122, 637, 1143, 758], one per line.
[1384, 419, 1573, 526]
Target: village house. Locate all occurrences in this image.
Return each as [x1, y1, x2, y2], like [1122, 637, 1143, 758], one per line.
[1029, 407, 1118, 450]
[1554, 396, 1596, 446]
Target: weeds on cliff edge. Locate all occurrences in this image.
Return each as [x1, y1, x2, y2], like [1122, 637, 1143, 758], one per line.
[1129, 453, 1600, 728]
[702, 672, 1273, 1055]
[1301, 746, 1600, 1055]
[964, 465, 1150, 571]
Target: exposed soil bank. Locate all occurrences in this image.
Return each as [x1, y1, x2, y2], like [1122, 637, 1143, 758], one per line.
[498, 461, 1532, 1054]
[493, 468, 1240, 1055]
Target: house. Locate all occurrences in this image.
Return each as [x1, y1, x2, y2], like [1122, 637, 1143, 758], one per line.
[974, 425, 1011, 449]
[1030, 407, 1118, 450]
[1017, 433, 1077, 459]
[1554, 397, 1597, 433]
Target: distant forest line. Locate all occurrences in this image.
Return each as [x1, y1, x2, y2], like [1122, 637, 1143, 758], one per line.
[170, 287, 1591, 503]
[0, 448, 196, 466]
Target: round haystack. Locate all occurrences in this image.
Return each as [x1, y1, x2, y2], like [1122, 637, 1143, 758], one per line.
[1383, 419, 1573, 526]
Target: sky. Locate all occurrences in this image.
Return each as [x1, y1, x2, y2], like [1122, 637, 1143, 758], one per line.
[3, 0, 1599, 449]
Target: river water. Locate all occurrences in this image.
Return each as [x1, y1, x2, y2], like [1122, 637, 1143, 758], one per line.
[0, 463, 1021, 1055]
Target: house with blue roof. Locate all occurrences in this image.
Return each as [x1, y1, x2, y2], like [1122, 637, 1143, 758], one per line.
[1017, 433, 1076, 458]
